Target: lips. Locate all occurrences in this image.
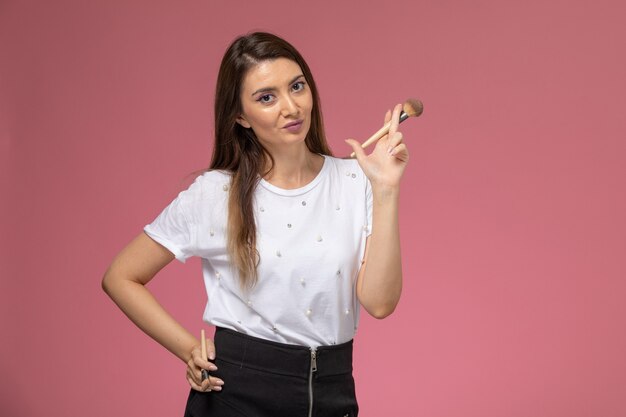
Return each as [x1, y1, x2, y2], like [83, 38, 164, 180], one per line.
[283, 120, 303, 132]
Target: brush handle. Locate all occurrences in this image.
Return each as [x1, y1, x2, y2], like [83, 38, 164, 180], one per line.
[349, 110, 409, 158]
[200, 329, 209, 381]
[201, 329, 207, 358]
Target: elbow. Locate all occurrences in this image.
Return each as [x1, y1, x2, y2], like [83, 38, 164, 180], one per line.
[101, 271, 113, 295]
[369, 305, 397, 320]
[374, 309, 394, 319]
[101, 266, 122, 296]
[359, 286, 402, 320]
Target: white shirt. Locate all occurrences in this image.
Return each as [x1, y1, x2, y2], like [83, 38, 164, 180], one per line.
[144, 155, 373, 347]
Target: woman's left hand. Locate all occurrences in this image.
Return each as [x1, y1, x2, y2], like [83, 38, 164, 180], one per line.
[345, 103, 409, 188]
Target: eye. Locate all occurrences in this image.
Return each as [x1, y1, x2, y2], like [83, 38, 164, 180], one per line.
[257, 94, 274, 104]
[292, 81, 306, 92]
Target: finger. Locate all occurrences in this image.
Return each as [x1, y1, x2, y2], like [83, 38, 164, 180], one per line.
[193, 353, 217, 372]
[197, 373, 225, 392]
[390, 143, 409, 162]
[207, 375, 224, 391]
[187, 373, 205, 392]
[187, 368, 209, 392]
[205, 338, 216, 361]
[345, 138, 367, 161]
[189, 362, 224, 386]
[187, 360, 212, 385]
[194, 365, 215, 383]
[187, 368, 225, 392]
[200, 373, 213, 392]
[379, 104, 402, 151]
[187, 365, 203, 386]
[188, 357, 216, 383]
[388, 103, 402, 138]
[387, 131, 403, 154]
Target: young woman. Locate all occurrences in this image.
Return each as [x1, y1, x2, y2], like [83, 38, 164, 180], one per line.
[102, 32, 408, 417]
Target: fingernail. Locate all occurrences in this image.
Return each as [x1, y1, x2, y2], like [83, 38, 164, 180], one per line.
[212, 386, 222, 391]
[215, 379, 224, 385]
[387, 146, 393, 155]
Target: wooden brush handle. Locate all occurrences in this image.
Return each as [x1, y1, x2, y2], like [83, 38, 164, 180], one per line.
[201, 329, 207, 359]
[200, 329, 209, 380]
[349, 111, 409, 158]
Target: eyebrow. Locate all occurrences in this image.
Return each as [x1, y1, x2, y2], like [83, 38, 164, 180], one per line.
[250, 74, 305, 96]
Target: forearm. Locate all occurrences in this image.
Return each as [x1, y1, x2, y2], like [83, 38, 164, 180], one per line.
[103, 275, 199, 364]
[357, 185, 403, 318]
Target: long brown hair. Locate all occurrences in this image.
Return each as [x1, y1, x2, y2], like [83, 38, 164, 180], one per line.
[209, 32, 332, 288]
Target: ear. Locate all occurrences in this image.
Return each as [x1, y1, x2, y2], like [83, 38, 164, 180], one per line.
[236, 115, 251, 129]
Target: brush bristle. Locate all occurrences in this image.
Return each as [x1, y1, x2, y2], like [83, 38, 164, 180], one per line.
[403, 99, 424, 117]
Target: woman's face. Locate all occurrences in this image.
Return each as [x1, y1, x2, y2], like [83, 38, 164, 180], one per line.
[236, 58, 313, 152]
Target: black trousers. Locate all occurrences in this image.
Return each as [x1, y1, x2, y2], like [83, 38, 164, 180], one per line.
[183, 327, 358, 417]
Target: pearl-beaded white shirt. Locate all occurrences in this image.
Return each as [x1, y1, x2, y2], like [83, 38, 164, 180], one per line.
[144, 155, 373, 347]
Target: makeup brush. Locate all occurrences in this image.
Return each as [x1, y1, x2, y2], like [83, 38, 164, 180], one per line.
[349, 98, 423, 158]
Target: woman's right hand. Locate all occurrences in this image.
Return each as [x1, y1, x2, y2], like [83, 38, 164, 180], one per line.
[186, 338, 224, 392]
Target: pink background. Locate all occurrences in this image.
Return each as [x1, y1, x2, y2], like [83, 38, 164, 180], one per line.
[2, 0, 625, 416]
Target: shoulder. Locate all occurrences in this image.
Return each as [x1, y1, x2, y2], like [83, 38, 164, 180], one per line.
[193, 169, 232, 189]
[188, 169, 231, 190]
[175, 169, 232, 206]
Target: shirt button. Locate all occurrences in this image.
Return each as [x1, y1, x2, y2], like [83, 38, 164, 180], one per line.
[306, 309, 312, 317]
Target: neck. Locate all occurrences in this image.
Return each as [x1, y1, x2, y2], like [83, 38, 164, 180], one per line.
[263, 144, 324, 189]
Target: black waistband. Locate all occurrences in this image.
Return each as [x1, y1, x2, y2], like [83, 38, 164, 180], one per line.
[214, 327, 353, 379]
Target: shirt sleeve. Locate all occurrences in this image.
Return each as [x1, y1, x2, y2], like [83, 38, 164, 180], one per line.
[144, 190, 196, 263]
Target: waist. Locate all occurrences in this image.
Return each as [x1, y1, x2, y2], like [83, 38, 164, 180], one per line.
[214, 327, 353, 379]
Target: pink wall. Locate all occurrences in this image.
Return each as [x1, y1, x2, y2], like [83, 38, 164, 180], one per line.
[2, 0, 625, 416]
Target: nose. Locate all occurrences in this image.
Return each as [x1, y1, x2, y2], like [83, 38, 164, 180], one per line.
[280, 95, 299, 117]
